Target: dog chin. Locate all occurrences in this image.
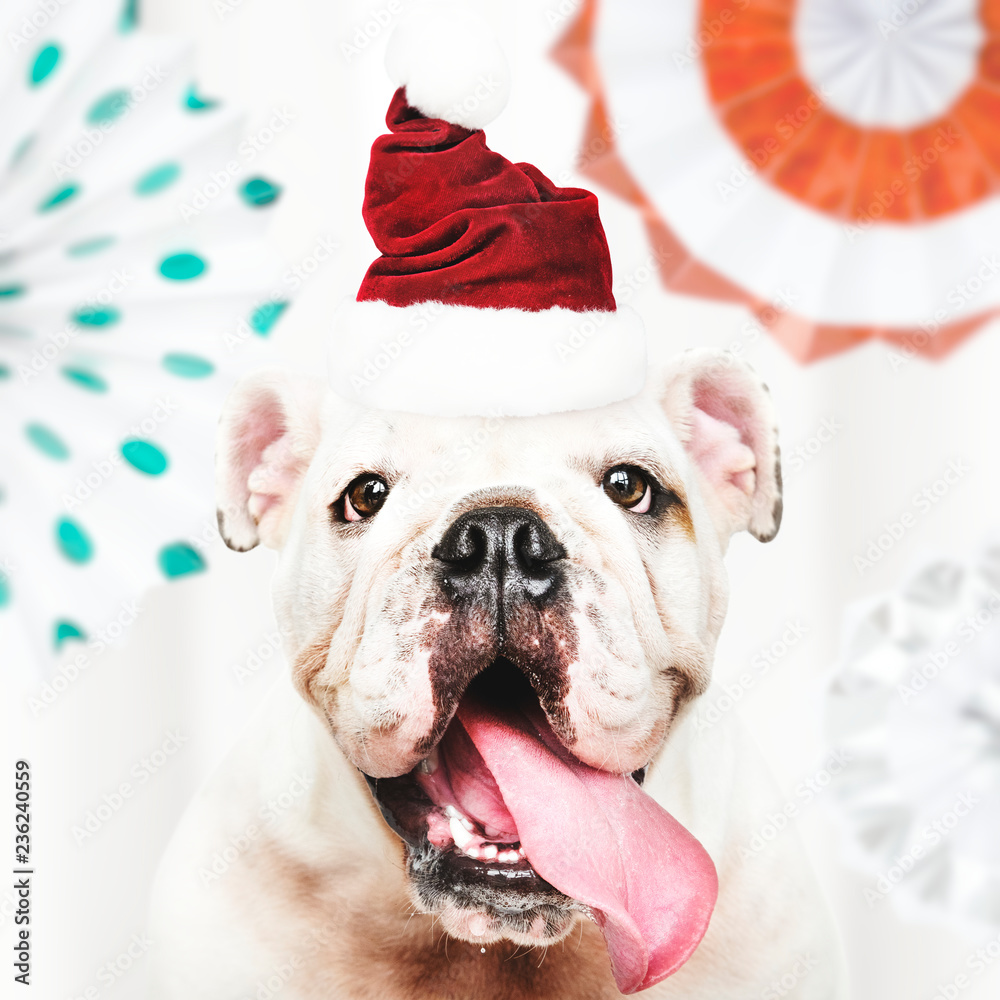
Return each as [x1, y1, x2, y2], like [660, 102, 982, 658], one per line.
[433, 896, 582, 949]
[404, 839, 584, 948]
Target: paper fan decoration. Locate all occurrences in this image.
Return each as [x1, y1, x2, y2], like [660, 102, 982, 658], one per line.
[826, 546, 1000, 930]
[0, 0, 289, 674]
[554, 0, 1000, 361]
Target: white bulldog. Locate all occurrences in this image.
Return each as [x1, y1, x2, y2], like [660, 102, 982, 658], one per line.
[150, 349, 847, 999]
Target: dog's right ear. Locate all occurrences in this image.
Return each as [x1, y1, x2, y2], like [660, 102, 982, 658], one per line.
[216, 369, 325, 552]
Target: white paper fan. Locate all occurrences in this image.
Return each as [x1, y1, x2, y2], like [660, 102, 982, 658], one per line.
[826, 545, 1000, 932]
[0, 0, 289, 675]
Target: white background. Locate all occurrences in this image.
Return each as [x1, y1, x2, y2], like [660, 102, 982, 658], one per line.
[6, 1, 1000, 998]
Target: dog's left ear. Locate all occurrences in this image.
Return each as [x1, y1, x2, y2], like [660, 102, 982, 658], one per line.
[216, 368, 326, 552]
[656, 348, 782, 544]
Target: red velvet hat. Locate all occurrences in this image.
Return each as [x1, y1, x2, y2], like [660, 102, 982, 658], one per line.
[329, 7, 646, 417]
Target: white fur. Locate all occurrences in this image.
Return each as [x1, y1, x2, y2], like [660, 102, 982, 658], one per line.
[152, 350, 845, 998]
[385, 5, 510, 130]
[330, 299, 647, 416]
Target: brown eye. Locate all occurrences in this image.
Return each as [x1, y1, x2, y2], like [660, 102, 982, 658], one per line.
[602, 466, 652, 514]
[341, 474, 389, 522]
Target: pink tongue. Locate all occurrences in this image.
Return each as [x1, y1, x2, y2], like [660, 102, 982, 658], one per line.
[454, 697, 718, 995]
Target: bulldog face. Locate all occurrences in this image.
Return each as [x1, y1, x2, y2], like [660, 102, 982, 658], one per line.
[216, 349, 781, 951]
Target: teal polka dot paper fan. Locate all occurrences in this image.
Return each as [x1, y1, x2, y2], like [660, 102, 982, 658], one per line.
[0, 0, 294, 675]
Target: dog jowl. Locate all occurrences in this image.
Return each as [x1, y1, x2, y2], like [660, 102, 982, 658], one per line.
[214, 349, 782, 994]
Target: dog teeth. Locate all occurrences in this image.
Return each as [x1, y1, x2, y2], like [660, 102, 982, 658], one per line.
[449, 814, 475, 849]
[455, 839, 524, 864]
[418, 748, 440, 775]
[442, 804, 525, 864]
[445, 808, 474, 833]
[444, 804, 472, 830]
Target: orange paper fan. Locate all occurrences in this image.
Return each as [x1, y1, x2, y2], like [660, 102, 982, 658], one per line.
[554, 0, 1000, 362]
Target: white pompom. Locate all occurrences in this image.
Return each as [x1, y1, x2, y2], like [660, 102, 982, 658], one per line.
[385, 4, 510, 130]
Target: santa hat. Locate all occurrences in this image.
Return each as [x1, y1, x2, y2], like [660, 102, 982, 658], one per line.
[329, 6, 646, 417]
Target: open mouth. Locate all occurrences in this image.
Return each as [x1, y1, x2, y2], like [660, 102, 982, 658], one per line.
[365, 661, 582, 926]
[363, 657, 719, 995]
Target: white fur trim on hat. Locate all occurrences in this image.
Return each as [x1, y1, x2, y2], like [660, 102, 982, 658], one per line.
[385, 5, 510, 130]
[329, 299, 647, 417]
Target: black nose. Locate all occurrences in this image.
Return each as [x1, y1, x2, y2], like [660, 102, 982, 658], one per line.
[433, 506, 566, 606]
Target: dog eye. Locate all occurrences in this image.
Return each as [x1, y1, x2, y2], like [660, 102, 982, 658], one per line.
[602, 465, 652, 514]
[340, 474, 389, 522]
